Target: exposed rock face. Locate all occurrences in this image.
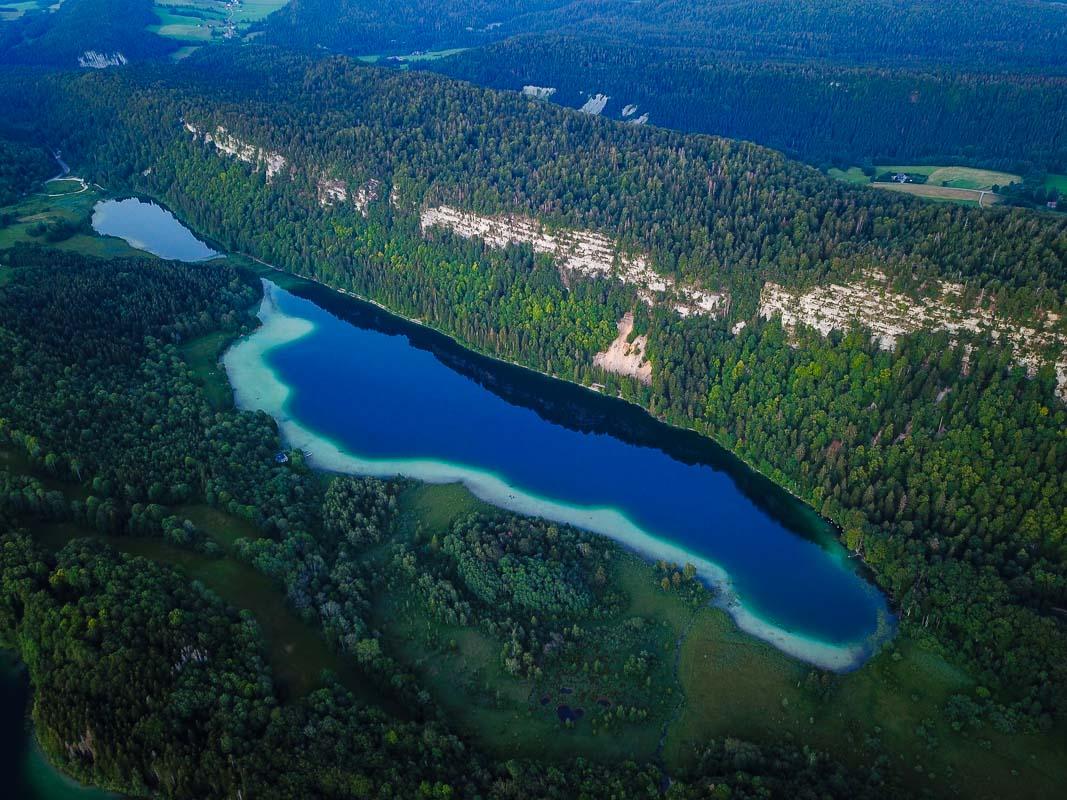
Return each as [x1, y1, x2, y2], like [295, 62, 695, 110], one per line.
[579, 93, 609, 115]
[352, 179, 381, 216]
[318, 177, 347, 207]
[420, 205, 724, 317]
[522, 86, 557, 100]
[759, 272, 1067, 399]
[594, 312, 652, 383]
[184, 122, 288, 181]
[78, 51, 127, 69]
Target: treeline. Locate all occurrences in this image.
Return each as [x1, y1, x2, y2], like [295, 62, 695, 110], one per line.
[0, 249, 901, 798]
[1, 50, 1062, 718]
[254, 0, 1067, 72]
[434, 36, 1067, 173]
[0, 138, 52, 205]
[0, 0, 176, 67]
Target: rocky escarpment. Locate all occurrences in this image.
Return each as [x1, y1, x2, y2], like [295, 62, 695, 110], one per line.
[184, 122, 288, 181]
[759, 272, 1067, 399]
[420, 205, 725, 318]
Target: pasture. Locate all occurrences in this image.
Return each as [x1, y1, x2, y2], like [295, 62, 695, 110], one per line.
[872, 182, 1003, 206]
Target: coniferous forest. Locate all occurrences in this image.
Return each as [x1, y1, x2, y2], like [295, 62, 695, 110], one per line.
[0, 2, 1065, 798]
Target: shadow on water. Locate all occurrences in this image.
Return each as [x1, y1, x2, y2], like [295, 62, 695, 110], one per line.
[284, 277, 833, 549]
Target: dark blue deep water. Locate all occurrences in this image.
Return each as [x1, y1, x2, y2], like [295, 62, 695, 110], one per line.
[255, 283, 892, 665]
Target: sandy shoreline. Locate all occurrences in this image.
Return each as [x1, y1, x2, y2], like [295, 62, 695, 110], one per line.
[222, 279, 891, 673]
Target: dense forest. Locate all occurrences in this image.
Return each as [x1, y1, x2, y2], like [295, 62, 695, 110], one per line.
[0, 47, 1060, 732]
[0, 0, 175, 67]
[0, 137, 52, 205]
[0, 247, 911, 798]
[433, 37, 1067, 173]
[256, 0, 1067, 71]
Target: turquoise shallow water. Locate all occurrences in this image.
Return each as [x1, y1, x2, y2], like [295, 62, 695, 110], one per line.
[226, 280, 895, 670]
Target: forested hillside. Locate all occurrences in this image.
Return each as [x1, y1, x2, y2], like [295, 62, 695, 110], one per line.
[1, 47, 1062, 737]
[0, 0, 175, 67]
[434, 36, 1067, 173]
[257, 0, 1067, 70]
[0, 248, 926, 798]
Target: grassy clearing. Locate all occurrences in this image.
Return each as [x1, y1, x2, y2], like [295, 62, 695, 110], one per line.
[1043, 173, 1067, 193]
[0, 186, 143, 260]
[170, 44, 201, 61]
[871, 182, 1003, 206]
[666, 610, 1067, 799]
[41, 178, 85, 196]
[179, 329, 236, 410]
[827, 166, 869, 185]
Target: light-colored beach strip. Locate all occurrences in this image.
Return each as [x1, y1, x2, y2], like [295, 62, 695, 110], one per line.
[223, 280, 890, 672]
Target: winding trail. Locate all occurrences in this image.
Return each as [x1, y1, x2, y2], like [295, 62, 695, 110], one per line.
[654, 610, 700, 787]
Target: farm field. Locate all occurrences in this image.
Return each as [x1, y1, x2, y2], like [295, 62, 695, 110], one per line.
[826, 166, 869, 185]
[150, 0, 289, 43]
[879, 165, 1021, 190]
[0, 0, 49, 21]
[871, 181, 1004, 206]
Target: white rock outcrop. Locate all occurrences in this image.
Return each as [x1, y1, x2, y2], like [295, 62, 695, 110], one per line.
[579, 94, 609, 115]
[420, 205, 724, 317]
[759, 273, 1067, 399]
[184, 122, 288, 181]
[78, 51, 127, 69]
[318, 178, 347, 207]
[522, 86, 557, 100]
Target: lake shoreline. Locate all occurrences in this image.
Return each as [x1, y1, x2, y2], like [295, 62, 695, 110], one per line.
[224, 279, 894, 673]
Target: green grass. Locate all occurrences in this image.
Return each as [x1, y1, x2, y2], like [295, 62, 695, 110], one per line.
[827, 166, 869, 185]
[173, 503, 266, 550]
[398, 481, 487, 537]
[878, 165, 1020, 190]
[170, 44, 201, 61]
[179, 329, 236, 410]
[666, 610, 1067, 799]
[1043, 173, 1067, 193]
[359, 47, 470, 65]
[0, 186, 144, 260]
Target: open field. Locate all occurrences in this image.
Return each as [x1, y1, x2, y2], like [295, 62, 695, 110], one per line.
[180, 329, 238, 410]
[872, 181, 1004, 206]
[0, 0, 43, 21]
[0, 185, 145, 259]
[827, 166, 869, 185]
[1043, 173, 1067, 193]
[880, 165, 1020, 190]
[150, 0, 289, 43]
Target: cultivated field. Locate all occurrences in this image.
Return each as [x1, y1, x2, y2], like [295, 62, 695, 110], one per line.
[872, 181, 1004, 206]
[880, 165, 1020, 190]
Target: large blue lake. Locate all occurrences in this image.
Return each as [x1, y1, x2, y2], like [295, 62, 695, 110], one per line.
[225, 279, 894, 670]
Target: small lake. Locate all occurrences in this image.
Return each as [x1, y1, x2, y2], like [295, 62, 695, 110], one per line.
[225, 280, 894, 670]
[91, 198, 218, 261]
